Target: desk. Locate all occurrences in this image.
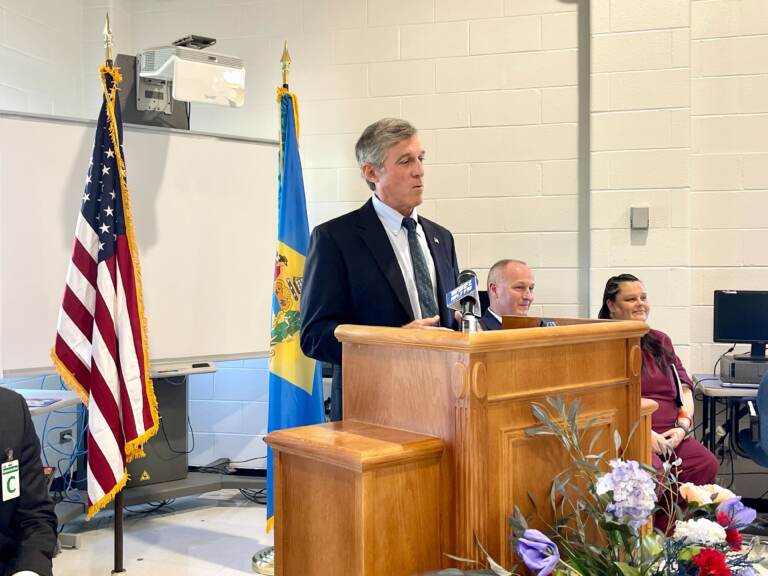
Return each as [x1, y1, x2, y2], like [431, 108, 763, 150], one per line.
[17, 388, 81, 415]
[693, 374, 758, 452]
[15, 388, 85, 548]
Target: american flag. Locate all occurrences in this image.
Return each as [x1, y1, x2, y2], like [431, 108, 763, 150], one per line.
[51, 66, 158, 519]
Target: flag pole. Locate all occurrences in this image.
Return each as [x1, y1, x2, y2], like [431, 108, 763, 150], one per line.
[103, 13, 127, 574]
[252, 40, 293, 576]
[104, 12, 114, 66]
[280, 41, 291, 88]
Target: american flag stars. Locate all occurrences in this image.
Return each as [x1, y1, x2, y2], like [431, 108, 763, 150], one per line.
[80, 119, 123, 264]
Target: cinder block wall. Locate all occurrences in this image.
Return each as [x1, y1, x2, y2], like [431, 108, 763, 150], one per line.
[3, 0, 768, 470]
[589, 0, 768, 371]
[589, 0, 693, 363]
[0, 0, 85, 116]
[125, 0, 583, 319]
[689, 0, 768, 371]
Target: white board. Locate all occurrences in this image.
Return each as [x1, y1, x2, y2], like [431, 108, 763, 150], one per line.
[0, 112, 278, 375]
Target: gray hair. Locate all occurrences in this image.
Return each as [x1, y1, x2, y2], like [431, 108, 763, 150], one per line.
[487, 259, 528, 291]
[355, 118, 418, 191]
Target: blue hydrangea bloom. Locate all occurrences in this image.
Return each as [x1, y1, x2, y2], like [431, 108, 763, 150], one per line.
[595, 459, 657, 530]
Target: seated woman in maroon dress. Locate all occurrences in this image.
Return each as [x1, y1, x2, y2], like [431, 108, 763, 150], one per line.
[598, 274, 719, 487]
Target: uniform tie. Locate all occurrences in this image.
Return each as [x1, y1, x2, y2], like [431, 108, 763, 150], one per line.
[402, 217, 438, 319]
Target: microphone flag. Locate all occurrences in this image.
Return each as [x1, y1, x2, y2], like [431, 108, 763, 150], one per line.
[446, 275, 478, 311]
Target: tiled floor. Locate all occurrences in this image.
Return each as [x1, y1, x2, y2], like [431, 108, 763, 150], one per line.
[51, 490, 768, 575]
[53, 490, 272, 575]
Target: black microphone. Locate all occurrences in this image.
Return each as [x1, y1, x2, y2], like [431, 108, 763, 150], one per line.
[446, 269, 481, 332]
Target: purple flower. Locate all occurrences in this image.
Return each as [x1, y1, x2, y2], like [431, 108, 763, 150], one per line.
[716, 497, 757, 529]
[516, 529, 560, 576]
[595, 459, 656, 530]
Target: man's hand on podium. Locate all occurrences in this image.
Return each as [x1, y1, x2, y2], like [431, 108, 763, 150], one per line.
[400, 312, 485, 331]
[402, 315, 441, 329]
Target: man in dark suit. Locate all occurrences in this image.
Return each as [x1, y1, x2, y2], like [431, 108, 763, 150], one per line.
[301, 118, 460, 421]
[0, 387, 57, 576]
[479, 259, 536, 331]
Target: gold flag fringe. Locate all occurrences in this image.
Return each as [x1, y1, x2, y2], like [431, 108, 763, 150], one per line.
[50, 64, 160, 520]
[276, 87, 301, 184]
[99, 64, 159, 466]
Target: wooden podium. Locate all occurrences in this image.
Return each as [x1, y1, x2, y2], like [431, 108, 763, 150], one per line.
[267, 318, 650, 575]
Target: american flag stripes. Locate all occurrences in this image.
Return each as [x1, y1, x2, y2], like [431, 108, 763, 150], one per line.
[51, 65, 158, 519]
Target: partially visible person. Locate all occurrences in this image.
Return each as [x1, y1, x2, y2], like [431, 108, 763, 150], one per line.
[479, 259, 535, 330]
[598, 274, 719, 487]
[0, 387, 57, 576]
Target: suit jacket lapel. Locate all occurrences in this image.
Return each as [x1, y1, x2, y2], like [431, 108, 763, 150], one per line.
[356, 199, 414, 321]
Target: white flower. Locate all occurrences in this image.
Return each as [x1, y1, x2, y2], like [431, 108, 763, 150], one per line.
[673, 518, 727, 546]
[679, 482, 736, 506]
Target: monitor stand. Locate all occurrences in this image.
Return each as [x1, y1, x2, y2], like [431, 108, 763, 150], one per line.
[735, 342, 767, 361]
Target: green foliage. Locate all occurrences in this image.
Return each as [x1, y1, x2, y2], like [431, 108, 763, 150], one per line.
[523, 397, 666, 575]
[434, 396, 761, 576]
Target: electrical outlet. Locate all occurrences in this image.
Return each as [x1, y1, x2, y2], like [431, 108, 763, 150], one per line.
[59, 429, 73, 444]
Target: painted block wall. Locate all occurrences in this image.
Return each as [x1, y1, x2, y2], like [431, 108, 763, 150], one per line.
[2, 0, 768, 473]
[0, 0, 85, 117]
[589, 0, 694, 364]
[688, 0, 768, 370]
[128, 0, 583, 319]
[186, 358, 270, 469]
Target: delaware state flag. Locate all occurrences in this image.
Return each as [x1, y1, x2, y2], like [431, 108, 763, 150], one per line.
[266, 87, 324, 531]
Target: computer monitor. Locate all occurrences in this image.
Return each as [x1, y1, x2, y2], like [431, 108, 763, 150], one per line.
[713, 290, 768, 359]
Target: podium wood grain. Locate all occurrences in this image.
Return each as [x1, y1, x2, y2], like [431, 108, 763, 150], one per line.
[337, 320, 649, 567]
[266, 420, 444, 576]
[267, 319, 650, 573]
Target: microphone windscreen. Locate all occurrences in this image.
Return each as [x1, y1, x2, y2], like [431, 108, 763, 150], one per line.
[457, 269, 477, 285]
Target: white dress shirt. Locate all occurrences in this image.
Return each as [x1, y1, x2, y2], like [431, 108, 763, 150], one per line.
[372, 194, 438, 320]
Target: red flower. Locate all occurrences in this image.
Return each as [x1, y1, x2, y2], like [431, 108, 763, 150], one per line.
[717, 511, 743, 550]
[724, 527, 743, 551]
[692, 548, 731, 576]
[717, 511, 732, 527]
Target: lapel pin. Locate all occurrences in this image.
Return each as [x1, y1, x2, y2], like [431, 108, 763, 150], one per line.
[434, 237, 440, 244]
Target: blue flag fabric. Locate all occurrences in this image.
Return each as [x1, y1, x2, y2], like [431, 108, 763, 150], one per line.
[266, 88, 325, 531]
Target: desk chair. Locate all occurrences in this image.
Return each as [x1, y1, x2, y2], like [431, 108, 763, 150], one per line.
[736, 372, 768, 467]
[479, 289, 489, 314]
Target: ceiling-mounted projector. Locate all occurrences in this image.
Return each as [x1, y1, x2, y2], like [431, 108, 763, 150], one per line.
[137, 45, 245, 108]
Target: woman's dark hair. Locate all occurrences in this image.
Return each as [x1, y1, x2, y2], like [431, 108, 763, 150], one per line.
[598, 273, 673, 367]
[598, 273, 640, 320]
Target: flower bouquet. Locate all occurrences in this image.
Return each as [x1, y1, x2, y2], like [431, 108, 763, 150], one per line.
[434, 397, 764, 576]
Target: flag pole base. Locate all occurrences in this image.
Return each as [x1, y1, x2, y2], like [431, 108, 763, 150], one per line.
[251, 546, 275, 575]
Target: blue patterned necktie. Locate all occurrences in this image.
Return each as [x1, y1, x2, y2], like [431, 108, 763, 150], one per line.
[402, 217, 439, 319]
